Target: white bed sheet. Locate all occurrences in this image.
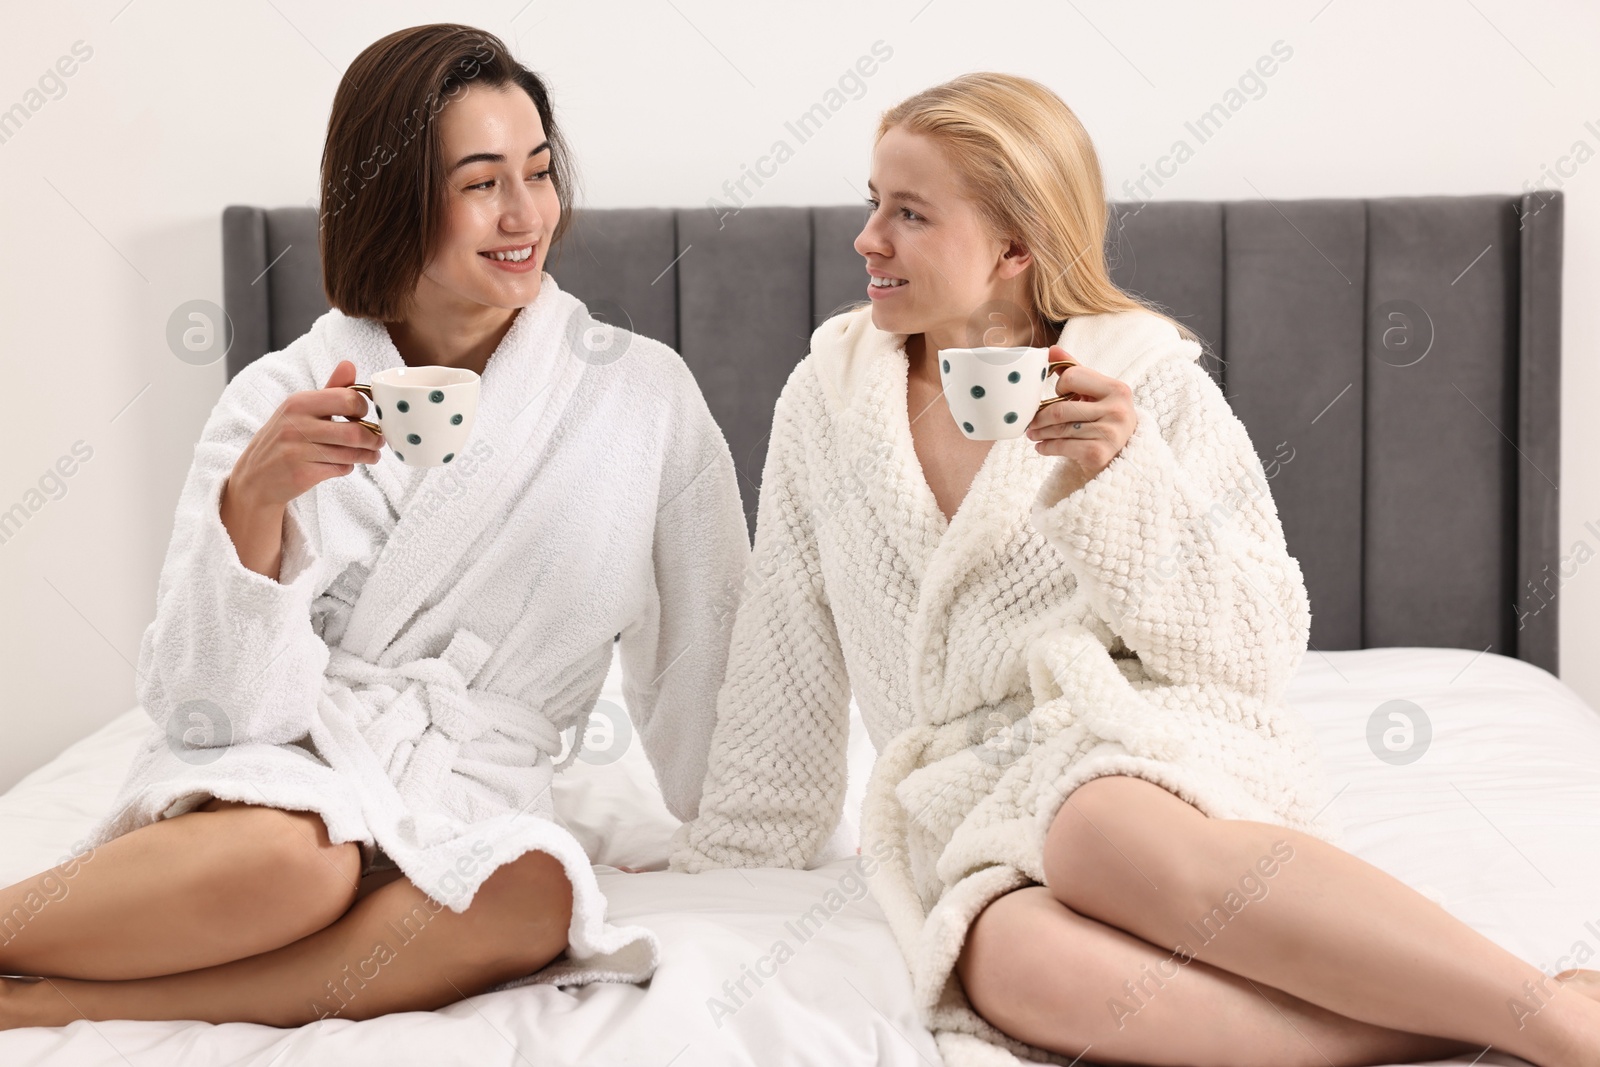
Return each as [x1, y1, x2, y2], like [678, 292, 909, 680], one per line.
[0, 645, 1596, 1067]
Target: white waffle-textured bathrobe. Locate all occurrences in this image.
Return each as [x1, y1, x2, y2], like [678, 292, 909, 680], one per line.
[670, 304, 1345, 1065]
[87, 275, 750, 990]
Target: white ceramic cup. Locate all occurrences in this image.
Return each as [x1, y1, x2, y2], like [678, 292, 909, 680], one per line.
[937, 346, 1080, 440]
[348, 366, 480, 467]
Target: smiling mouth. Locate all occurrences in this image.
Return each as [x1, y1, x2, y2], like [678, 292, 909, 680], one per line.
[868, 275, 907, 288]
[481, 245, 534, 262]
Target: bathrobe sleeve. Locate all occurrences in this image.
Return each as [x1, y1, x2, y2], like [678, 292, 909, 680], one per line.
[617, 367, 752, 824]
[1030, 353, 1311, 705]
[136, 357, 333, 751]
[667, 369, 854, 871]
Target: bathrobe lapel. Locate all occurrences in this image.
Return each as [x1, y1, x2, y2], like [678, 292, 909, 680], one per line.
[835, 329, 943, 579]
[310, 277, 591, 662]
[907, 433, 1047, 728]
[830, 324, 1050, 730]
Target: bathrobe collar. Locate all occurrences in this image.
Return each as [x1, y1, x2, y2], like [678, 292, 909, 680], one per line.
[311, 274, 593, 659]
[807, 309, 1018, 565]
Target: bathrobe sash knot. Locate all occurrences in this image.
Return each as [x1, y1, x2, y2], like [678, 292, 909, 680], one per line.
[316, 627, 561, 849]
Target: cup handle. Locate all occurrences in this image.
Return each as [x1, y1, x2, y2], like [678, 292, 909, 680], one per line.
[344, 383, 383, 436]
[1038, 359, 1084, 407]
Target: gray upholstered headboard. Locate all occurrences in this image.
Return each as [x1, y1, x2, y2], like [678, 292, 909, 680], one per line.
[221, 194, 1564, 674]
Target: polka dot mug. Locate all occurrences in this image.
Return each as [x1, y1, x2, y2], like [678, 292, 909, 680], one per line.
[937, 346, 1079, 441]
[347, 365, 480, 468]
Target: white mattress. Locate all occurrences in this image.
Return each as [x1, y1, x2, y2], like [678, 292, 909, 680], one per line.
[2, 645, 1596, 1066]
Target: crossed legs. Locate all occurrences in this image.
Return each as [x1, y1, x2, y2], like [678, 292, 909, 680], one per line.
[955, 775, 1600, 1067]
[0, 798, 573, 1027]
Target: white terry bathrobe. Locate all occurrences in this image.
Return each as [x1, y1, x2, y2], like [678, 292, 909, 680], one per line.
[670, 304, 1345, 1065]
[86, 275, 751, 989]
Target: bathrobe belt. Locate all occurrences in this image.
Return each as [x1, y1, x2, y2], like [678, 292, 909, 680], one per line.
[319, 627, 562, 847]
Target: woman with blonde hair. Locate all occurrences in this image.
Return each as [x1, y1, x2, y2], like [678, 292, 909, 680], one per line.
[671, 73, 1600, 1066]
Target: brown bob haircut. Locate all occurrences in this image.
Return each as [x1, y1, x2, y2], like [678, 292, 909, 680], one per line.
[319, 24, 576, 321]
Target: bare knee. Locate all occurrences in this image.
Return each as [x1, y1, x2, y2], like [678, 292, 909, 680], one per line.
[194, 801, 361, 933]
[458, 850, 574, 981]
[956, 888, 1033, 1031]
[957, 887, 1097, 1048]
[1042, 775, 1209, 918]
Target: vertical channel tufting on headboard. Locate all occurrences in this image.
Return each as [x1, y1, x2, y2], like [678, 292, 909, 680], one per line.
[1516, 191, 1563, 674]
[1223, 199, 1367, 654]
[1364, 196, 1521, 664]
[674, 206, 815, 533]
[258, 208, 326, 355]
[1104, 201, 1227, 386]
[220, 206, 270, 383]
[812, 204, 872, 327]
[549, 207, 679, 352]
[216, 194, 1563, 668]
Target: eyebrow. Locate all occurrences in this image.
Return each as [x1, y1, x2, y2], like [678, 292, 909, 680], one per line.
[866, 179, 932, 208]
[449, 141, 551, 173]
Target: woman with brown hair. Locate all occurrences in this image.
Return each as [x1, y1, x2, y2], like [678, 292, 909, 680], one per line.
[671, 73, 1600, 1066]
[0, 24, 748, 1027]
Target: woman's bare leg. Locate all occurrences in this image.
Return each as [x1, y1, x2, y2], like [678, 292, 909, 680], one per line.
[0, 799, 361, 981]
[1042, 775, 1600, 1067]
[958, 886, 1483, 1067]
[0, 847, 573, 1028]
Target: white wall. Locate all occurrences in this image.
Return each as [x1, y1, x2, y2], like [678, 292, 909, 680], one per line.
[1, 0, 1595, 791]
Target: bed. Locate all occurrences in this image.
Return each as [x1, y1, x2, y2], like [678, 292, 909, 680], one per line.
[0, 191, 1582, 1067]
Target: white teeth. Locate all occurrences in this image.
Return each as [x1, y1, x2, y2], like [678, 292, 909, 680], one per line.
[869, 275, 907, 287]
[485, 246, 533, 262]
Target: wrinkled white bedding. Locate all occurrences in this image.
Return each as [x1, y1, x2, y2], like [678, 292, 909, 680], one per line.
[2, 645, 1597, 1066]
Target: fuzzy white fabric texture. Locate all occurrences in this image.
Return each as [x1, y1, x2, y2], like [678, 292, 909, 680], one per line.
[670, 304, 1345, 1065]
[86, 275, 751, 990]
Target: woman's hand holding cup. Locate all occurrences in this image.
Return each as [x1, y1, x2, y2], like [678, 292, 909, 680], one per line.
[220, 359, 382, 579]
[936, 342, 1137, 490]
[1025, 344, 1138, 492]
[228, 359, 383, 508]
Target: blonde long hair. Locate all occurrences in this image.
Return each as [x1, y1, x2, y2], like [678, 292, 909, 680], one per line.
[875, 72, 1200, 345]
